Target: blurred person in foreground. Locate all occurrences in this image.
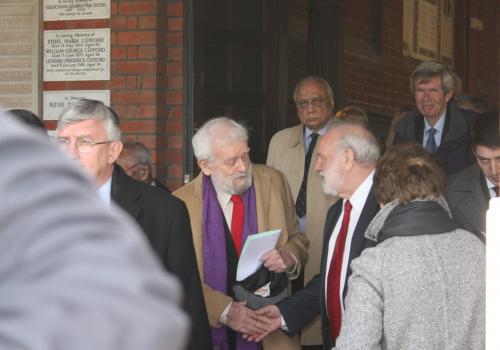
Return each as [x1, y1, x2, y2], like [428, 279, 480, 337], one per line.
[8, 108, 46, 134]
[117, 140, 170, 191]
[174, 117, 308, 350]
[55, 99, 211, 350]
[335, 143, 485, 350]
[0, 109, 188, 349]
[447, 111, 500, 239]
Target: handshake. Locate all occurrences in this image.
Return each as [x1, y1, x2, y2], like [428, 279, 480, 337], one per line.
[227, 303, 284, 342]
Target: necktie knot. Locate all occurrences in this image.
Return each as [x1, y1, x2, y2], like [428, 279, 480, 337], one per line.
[231, 194, 243, 204]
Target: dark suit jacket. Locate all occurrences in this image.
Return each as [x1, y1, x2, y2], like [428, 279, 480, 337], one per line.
[111, 166, 212, 350]
[394, 101, 476, 176]
[278, 188, 379, 349]
[446, 163, 489, 241]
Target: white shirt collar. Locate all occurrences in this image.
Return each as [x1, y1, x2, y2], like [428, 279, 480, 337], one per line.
[97, 176, 112, 208]
[304, 119, 332, 150]
[347, 170, 374, 210]
[423, 109, 446, 134]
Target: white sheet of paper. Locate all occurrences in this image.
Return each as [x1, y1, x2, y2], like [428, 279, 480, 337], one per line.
[236, 229, 281, 281]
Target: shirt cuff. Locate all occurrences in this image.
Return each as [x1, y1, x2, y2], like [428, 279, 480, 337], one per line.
[219, 302, 232, 325]
[281, 315, 289, 331]
[286, 251, 298, 275]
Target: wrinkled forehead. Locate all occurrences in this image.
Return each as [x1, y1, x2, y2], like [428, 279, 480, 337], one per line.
[57, 119, 106, 138]
[211, 137, 249, 160]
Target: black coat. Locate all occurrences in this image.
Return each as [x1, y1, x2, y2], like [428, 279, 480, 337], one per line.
[394, 102, 476, 176]
[278, 188, 379, 349]
[111, 166, 213, 350]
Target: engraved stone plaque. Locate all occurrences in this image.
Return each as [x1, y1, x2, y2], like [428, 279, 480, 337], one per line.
[43, 0, 110, 21]
[43, 90, 110, 120]
[43, 28, 110, 81]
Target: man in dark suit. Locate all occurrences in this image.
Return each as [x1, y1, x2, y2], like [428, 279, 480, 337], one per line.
[247, 124, 381, 350]
[447, 111, 500, 240]
[394, 60, 476, 176]
[55, 98, 212, 350]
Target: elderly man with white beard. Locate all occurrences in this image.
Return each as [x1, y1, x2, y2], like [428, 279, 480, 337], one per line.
[247, 124, 381, 350]
[173, 117, 308, 350]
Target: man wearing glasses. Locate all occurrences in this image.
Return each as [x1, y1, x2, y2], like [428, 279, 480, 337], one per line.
[266, 76, 337, 349]
[117, 140, 170, 192]
[55, 99, 212, 350]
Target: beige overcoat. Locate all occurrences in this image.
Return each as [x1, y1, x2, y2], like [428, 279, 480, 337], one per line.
[267, 123, 337, 345]
[174, 164, 308, 350]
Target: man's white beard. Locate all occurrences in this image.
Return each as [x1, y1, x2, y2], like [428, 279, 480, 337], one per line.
[212, 162, 253, 195]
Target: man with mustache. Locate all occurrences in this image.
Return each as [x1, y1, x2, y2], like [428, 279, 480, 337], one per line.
[393, 60, 476, 175]
[174, 117, 308, 350]
[267, 76, 337, 348]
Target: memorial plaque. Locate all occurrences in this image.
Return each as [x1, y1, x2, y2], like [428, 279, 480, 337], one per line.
[44, 28, 110, 81]
[43, 0, 110, 21]
[43, 90, 110, 120]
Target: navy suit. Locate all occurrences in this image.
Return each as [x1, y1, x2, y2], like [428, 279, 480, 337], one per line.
[111, 166, 213, 350]
[278, 188, 379, 349]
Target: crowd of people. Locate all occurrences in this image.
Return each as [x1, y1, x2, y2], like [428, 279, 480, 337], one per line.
[1, 59, 496, 349]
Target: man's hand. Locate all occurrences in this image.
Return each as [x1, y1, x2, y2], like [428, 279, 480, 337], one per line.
[261, 248, 295, 273]
[244, 305, 282, 342]
[226, 301, 270, 335]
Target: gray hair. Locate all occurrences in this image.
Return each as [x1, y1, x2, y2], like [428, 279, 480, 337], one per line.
[57, 99, 121, 141]
[122, 141, 152, 167]
[335, 125, 381, 166]
[192, 117, 248, 161]
[293, 76, 334, 102]
[410, 60, 455, 95]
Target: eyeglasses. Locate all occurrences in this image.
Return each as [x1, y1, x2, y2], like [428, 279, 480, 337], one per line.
[56, 137, 113, 153]
[296, 97, 330, 110]
[124, 162, 144, 172]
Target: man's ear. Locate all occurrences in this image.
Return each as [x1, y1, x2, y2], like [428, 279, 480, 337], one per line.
[445, 90, 453, 103]
[109, 141, 123, 164]
[197, 159, 211, 176]
[342, 148, 355, 172]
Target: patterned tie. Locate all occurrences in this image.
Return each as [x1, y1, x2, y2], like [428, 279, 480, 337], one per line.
[425, 128, 438, 154]
[327, 200, 352, 341]
[230, 194, 244, 255]
[295, 133, 319, 218]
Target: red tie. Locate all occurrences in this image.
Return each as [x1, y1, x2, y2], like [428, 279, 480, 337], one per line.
[230, 194, 244, 255]
[327, 199, 352, 340]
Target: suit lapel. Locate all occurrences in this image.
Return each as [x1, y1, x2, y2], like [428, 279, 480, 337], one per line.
[253, 166, 271, 232]
[110, 165, 142, 220]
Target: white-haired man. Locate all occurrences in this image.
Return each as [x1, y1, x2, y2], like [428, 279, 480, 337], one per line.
[55, 99, 212, 350]
[174, 117, 309, 350]
[248, 124, 381, 350]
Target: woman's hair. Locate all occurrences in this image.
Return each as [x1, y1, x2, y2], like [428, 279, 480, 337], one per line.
[374, 143, 445, 205]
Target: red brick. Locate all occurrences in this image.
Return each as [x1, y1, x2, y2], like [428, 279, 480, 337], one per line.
[121, 120, 158, 133]
[116, 90, 158, 104]
[127, 47, 138, 59]
[166, 62, 182, 75]
[168, 106, 184, 120]
[117, 31, 157, 45]
[127, 17, 138, 30]
[126, 76, 137, 89]
[167, 47, 182, 61]
[138, 46, 158, 59]
[112, 47, 127, 60]
[139, 16, 158, 30]
[168, 135, 183, 149]
[118, 61, 158, 74]
[109, 17, 126, 30]
[166, 32, 183, 46]
[119, 1, 158, 15]
[110, 76, 127, 89]
[167, 76, 183, 90]
[167, 3, 183, 17]
[168, 18, 183, 32]
[166, 91, 183, 104]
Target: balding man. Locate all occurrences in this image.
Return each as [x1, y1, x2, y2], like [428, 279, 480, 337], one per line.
[250, 124, 381, 350]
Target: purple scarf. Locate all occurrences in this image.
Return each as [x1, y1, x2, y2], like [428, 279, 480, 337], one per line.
[202, 175, 262, 350]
